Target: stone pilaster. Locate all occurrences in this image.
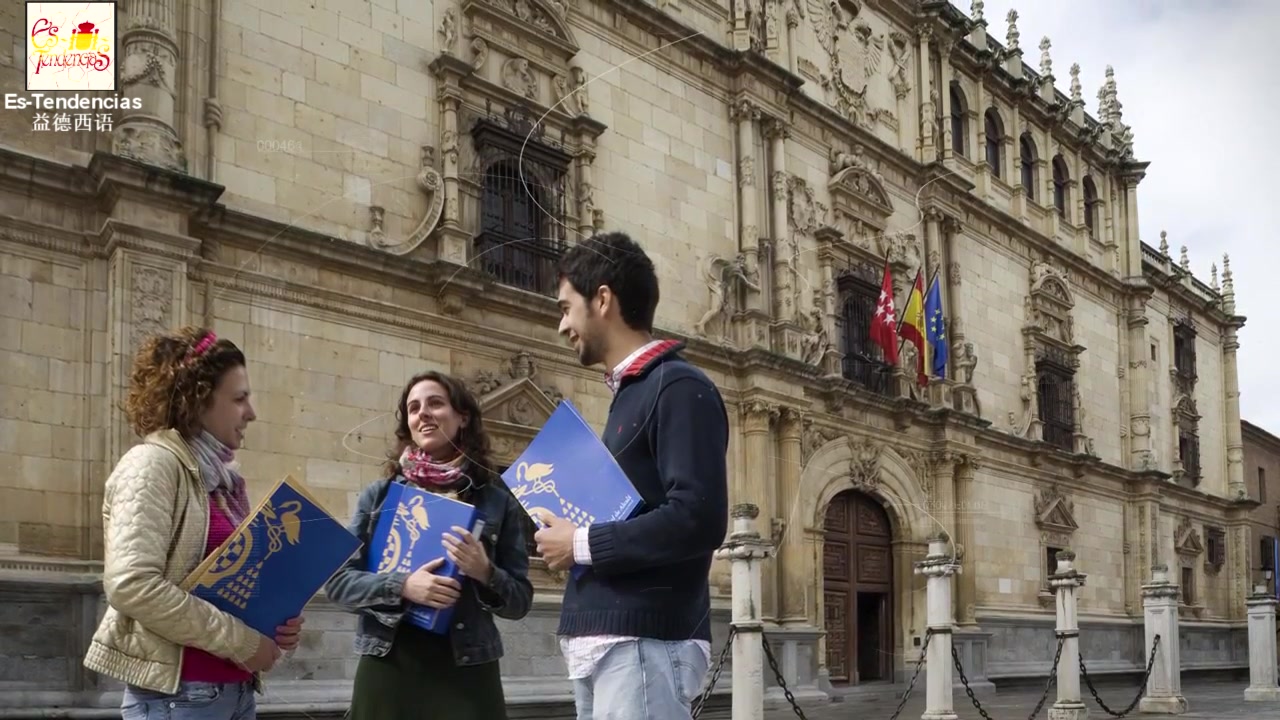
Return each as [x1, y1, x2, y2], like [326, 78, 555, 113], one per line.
[918, 26, 937, 164]
[776, 407, 805, 625]
[576, 147, 596, 240]
[1138, 564, 1188, 715]
[939, 38, 956, 163]
[733, 98, 763, 310]
[1049, 550, 1088, 720]
[427, 55, 474, 265]
[954, 455, 980, 625]
[767, 120, 794, 324]
[114, 0, 185, 172]
[1125, 288, 1154, 470]
[740, 400, 777, 618]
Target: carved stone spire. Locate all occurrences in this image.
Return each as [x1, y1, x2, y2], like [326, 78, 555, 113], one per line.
[1070, 63, 1082, 104]
[113, 0, 186, 172]
[972, 0, 985, 23]
[1099, 65, 1135, 159]
[1039, 36, 1052, 77]
[1222, 254, 1236, 314]
[1179, 246, 1189, 272]
[1005, 9, 1020, 52]
[1211, 263, 1219, 292]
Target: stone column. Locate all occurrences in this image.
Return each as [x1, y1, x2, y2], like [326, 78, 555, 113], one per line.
[1049, 550, 1088, 720]
[915, 532, 960, 720]
[1122, 174, 1143, 278]
[732, 99, 765, 320]
[776, 407, 805, 624]
[954, 456, 979, 625]
[1221, 255, 1246, 498]
[1138, 565, 1187, 715]
[114, 0, 186, 172]
[918, 26, 937, 164]
[1125, 291, 1154, 470]
[427, 56, 474, 265]
[767, 120, 794, 324]
[785, 9, 800, 75]
[939, 40, 955, 163]
[714, 504, 775, 720]
[740, 400, 777, 618]
[1244, 590, 1280, 701]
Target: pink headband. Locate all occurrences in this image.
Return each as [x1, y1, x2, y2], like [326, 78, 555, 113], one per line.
[187, 332, 217, 360]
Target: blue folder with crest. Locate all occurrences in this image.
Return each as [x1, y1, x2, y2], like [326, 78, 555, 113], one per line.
[503, 399, 643, 576]
[367, 482, 485, 634]
[181, 475, 362, 638]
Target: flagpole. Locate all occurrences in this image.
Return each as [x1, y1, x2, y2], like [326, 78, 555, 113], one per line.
[895, 268, 922, 359]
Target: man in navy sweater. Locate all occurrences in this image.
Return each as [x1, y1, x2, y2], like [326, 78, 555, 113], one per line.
[534, 231, 730, 719]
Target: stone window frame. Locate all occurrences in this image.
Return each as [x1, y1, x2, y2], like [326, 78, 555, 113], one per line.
[1174, 516, 1205, 617]
[1020, 261, 1091, 455]
[1203, 525, 1226, 575]
[1033, 485, 1078, 608]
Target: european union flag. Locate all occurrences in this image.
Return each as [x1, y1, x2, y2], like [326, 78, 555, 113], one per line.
[182, 475, 362, 638]
[924, 271, 948, 379]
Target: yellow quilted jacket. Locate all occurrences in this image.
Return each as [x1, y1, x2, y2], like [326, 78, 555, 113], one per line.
[83, 429, 261, 694]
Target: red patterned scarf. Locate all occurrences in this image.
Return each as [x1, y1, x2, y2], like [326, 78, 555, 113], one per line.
[399, 446, 466, 488]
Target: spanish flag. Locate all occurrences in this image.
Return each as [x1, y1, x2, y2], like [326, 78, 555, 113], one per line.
[897, 270, 928, 386]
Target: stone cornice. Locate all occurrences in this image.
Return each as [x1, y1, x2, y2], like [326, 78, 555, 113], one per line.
[1242, 420, 1280, 455]
[87, 151, 225, 213]
[0, 217, 103, 259]
[0, 146, 96, 200]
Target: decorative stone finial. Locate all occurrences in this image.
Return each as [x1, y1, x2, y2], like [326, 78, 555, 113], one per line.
[1222, 253, 1236, 313]
[1069, 63, 1082, 104]
[972, 0, 984, 22]
[1005, 9, 1020, 51]
[1038, 36, 1052, 77]
[1179, 246, 1189, 272]
[1211, 263, 1219, 291]
[1158, 230, 1170, 258]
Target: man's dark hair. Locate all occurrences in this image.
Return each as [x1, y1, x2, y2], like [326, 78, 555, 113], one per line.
[557, 231, 659, 332]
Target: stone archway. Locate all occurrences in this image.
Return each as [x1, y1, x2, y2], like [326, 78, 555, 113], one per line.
[822, 489, 894, 685]
[795, 435, 931, 685]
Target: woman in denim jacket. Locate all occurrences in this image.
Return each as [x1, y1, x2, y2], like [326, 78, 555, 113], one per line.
[325, 370, 533, 720]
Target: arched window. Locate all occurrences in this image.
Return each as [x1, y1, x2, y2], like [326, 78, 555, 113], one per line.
[984, 109, 1003, 178]
[950, 82, 967, 158]
[1019, 133, 1037, 200]
[1052, 156, 1069, 220]
[1082, 176, 1098, 237]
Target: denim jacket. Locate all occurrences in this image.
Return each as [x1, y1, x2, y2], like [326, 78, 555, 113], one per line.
[323, 467, 533, 666]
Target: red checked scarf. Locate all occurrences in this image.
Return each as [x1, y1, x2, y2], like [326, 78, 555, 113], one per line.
[399, 446, 466, 489]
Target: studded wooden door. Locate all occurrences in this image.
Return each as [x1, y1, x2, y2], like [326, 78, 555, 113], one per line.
[822, 490, 894, 685]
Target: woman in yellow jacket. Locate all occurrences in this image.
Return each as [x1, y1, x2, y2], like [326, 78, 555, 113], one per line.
[83, 326, 302, 720]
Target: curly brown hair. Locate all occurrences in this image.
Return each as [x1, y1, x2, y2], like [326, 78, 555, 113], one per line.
[124, 326, 247, 439]
[385, 370, 494, 482]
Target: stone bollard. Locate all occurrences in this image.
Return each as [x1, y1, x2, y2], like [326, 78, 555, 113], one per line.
[1137, 564, 1187, 715]
[913, 531, 961, 720]
[1244, 586, 1280, 702]
[1048, 549, 1088, 720]
[713, 503, 775, 720]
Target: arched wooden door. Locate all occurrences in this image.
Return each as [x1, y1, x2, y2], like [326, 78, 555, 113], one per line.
[822, 490, 894, 685]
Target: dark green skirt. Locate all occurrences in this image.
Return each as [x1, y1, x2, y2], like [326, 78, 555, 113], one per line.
[348, 622, 507, 720]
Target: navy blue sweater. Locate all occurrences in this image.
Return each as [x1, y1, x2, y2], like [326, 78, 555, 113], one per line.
[557, 342, 729, 642]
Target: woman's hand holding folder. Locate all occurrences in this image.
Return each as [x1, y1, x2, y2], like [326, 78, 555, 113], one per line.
[401, 557, 462, 610]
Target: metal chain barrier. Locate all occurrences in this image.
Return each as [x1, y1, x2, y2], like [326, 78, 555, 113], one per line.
[952, 633, 1065, 720]
[887, 627, 934, 720]
[691, 625, 738, 719]
[761, 630, 809, 719]
[1079, 634, 1161, 718]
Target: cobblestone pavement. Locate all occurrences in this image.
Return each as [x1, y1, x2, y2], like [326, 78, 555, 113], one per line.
[762, 680, 1269, 719]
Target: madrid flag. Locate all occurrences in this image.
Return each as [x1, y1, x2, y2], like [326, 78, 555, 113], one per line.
[870, 261, 899, 365]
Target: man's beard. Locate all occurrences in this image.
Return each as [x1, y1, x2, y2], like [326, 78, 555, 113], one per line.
[577, 334, 604, 367]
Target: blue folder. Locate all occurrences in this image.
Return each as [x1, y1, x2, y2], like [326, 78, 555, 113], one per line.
[503, 399, 643, 576]
[182, 475, 362, 638]
[367, 482, 485, 634]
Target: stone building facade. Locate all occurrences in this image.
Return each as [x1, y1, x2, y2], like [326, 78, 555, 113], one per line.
[0, 0, 1258, 713]
[1243, 421, 1280, 599]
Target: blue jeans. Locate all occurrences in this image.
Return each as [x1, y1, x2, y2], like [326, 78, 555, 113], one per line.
[121, 681, 255, 720]
[572, 639, 709, 720]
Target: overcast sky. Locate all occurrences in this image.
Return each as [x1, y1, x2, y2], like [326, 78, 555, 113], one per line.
[970, 0, 1280, 435]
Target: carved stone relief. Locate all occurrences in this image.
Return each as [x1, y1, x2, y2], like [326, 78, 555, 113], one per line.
[439, 9, 458, 54]
[805, 0, 908, 128]
[786, 175, 826, 236]
[694, 253, 760, 344]
[130, 266, 173, 350]
[501, 57, 539, 99]
[368, 145, 444, 255]
[827, 146, 893, 248]
[471, 350, 563, 405]
[1174, 516, 1204, 558]
[802, 420, 840, 466]
[471, 38, 489, 71]
[848, 437, 882, 490]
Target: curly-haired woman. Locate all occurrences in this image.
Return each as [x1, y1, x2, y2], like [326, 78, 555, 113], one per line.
[325, 370, 533, 720]
[83, 326, 303, 720]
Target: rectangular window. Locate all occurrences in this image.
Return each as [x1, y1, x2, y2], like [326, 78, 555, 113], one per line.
[1180, 566, 1194, 605]
[1260, 467, 1267, 504]
[836, 273, 890, 395]
[1036, 361, 1075, 452]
